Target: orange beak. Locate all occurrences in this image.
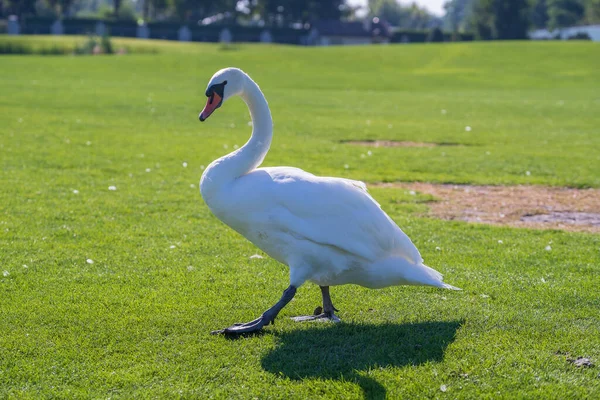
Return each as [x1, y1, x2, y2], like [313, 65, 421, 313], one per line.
[199, 92, 223, 122]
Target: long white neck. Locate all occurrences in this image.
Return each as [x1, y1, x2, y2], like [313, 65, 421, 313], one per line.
[200, 75, 272, 200]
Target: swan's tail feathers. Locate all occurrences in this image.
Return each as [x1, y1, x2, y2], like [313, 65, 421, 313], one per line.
[419, 263, 461, 290]
[373, 257, 462, 290]
[440, 282, 462, 291]
[365, 257, 461, 290]
[418, 263, 462, 290]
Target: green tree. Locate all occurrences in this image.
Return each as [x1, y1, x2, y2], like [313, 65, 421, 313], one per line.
[1, 0, 36, 18]
[141, 0, 169, 21]
[369, 0, 439, 29]
[312, 0, 345, 20]
[261, 0, 345, 26]
[116, 0, 137, 20]
[443, 0, 474, 32]
[495, 0, 529, 38]
[47, 0, 75, 17]
[584, 0, 600, 23]
[427, 26, 444, 41]
[547, 0, 584, 28]
[471, 0, 494, 38]
[170, 0, 203, 22]
[471, 0, 529, 39]
[530, 0, 549, 28]
[368, 0, 405, 26]
[170, 0, 239, 23]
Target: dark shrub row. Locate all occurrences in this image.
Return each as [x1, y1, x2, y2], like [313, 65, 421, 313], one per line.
[17, 17, 476, 45]
[391, 29, 475, 43]
[19, 17, 307, 44]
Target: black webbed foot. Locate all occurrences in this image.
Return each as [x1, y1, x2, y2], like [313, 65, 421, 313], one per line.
[211, 314, 273, 335]
[211, 285, 297, 336]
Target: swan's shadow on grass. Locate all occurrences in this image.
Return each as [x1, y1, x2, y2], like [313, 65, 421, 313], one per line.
[261, 320, 462, 399]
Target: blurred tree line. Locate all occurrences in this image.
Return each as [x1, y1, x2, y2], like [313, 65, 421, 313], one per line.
[0, 0, 354, 25]
[1, 0, 598, 39]
[443, 0, 600, 39]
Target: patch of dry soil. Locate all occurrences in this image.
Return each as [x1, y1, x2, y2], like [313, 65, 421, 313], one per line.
[374, 182, 600, 233]
[342, 140, 460, 148]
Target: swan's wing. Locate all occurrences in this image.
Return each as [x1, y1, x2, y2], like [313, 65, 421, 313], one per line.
[263, 167, 422, 264]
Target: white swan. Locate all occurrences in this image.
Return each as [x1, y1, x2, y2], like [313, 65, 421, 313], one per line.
[199, 68, 460, 335]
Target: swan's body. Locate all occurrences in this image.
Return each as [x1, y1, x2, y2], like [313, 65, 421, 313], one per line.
[199, 68, 459, 334]
[204, 165, 450, 290]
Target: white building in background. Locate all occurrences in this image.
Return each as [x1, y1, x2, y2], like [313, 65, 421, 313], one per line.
[529, 25, 600, 41]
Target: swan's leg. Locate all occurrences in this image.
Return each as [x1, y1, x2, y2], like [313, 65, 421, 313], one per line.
[292, 286, 341, 323]
[211, 285, 297, 335]
[320, 285, 340, 316]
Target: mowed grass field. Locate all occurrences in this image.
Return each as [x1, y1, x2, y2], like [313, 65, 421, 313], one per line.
[1, 37, 599, 398]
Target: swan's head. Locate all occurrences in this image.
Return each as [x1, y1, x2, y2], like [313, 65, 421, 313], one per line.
[199, 68, 246, 122]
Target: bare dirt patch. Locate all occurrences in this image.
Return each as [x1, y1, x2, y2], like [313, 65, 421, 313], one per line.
[374, 182, 600, 233]
[342, 140, 462, 148]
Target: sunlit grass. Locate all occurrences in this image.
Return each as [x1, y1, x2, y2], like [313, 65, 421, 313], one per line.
[1, 38, 599, 398]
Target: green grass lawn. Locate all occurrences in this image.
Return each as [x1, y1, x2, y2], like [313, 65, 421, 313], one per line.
[1, 37, 599, 398]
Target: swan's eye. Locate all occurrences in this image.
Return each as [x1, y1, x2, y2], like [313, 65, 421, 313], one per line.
[206, 81, 227, 98]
